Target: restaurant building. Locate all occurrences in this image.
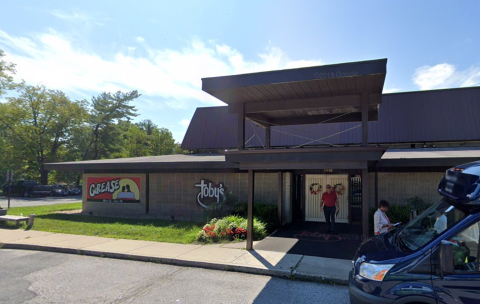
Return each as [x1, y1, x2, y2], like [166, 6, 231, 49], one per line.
[46, 59, 480, 250]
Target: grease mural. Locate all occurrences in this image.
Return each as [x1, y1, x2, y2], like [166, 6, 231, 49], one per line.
[87, 177, 141, 203]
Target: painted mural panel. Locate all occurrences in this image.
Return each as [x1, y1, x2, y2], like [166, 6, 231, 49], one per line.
[87, 177, 141, 203]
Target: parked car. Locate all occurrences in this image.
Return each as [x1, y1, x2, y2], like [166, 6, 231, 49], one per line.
[2, 180, 38, 197]
[51, 185, 69, 197]
[1, 183, 11, 195]
[349, 161, 480, 304]
[68, 187, 82, 196]
[31, 185, 54, 197]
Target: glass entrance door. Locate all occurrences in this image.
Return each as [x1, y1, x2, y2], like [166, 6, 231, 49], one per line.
[305, 174, 349, 223]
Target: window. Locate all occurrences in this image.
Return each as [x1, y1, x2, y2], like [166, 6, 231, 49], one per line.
[447, 221, 480, 272]
[398, 199, 468, 251]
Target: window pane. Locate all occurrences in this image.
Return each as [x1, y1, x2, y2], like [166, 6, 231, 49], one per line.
[447, 222, 480, 272]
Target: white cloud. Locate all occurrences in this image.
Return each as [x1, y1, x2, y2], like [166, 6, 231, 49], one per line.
[0, 29, 325, 141]
[179, 119, 191, 128]
[0, 30, 324, 110]
[383, 87, 401, 94]
[50, 10, 104, 28]
[413, 63, 480, 90]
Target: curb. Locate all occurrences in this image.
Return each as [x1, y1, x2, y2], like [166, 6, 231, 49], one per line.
[293, 271, 348, 285]
[0, 242, 349, 285]
[0, 242, 296, 279]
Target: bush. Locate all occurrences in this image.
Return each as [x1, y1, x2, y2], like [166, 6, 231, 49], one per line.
[234, 202, 278, 233]
[203, 192, 241, 220]
[196, 215, 267, 243]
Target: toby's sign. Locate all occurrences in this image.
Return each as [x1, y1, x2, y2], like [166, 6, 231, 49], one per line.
[195, 179, 226, 208]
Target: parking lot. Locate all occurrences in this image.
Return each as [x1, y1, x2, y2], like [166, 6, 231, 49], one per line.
[0, 195, 81, 207]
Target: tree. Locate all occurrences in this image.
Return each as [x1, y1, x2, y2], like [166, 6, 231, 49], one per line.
[150, 127, 177, 155]
[117, 119, 179, 158]
[0, 85, 89, 184]
[121, 123, 151, 157]
[0, 49, 19, 97]
[0, 127, 16, 185]
[84, 91, 140, 160]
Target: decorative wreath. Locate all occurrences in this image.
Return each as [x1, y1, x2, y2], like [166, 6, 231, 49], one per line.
[309, 183, 322, 195]
[334, 184, 346, 195]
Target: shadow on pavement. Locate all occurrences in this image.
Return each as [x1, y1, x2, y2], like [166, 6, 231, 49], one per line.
[254, 221, 363, 260]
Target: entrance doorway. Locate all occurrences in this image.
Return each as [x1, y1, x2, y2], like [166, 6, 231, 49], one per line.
[305, 174, 349, 223]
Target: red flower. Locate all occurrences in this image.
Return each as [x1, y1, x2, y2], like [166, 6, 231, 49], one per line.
[203, 224, 216, 233]
[235, 228, 246, 235]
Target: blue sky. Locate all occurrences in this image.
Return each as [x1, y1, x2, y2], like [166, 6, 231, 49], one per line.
[1, 1, 479, 141]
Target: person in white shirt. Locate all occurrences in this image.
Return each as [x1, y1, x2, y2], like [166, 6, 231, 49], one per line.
[374, 200, 393, 235]
[433, 211, 447, 234]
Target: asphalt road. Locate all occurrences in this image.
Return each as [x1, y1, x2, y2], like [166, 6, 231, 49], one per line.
[0, 196, 81, 208]
[0, 249, 350, 304]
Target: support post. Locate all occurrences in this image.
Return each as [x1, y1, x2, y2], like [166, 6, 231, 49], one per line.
[7, 184, 11, 209]
[277, 171, 283, 227]
[237, 103, 245, 150]
[374, 170, 379, 208]
[361, 92, 369, 146]
[265, 126, 271, 149]
[146, 173, 150, 214]
[362, 168, 370, 238]
[246, 170, 255, 250]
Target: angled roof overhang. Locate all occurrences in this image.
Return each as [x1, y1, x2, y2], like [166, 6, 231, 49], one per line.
[202, 59, 387, 126]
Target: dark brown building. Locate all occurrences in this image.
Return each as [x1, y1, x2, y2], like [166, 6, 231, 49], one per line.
[46, 59, 480, 249]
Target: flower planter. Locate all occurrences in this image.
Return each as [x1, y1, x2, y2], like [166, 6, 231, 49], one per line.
[0, 209, 7, 216]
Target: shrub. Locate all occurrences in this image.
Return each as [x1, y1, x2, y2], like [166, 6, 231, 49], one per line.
[203, 192, 241, 219]
[196, 215, 267, 243]
[404, 196, 431, 213]
[234, 202, 278, 232]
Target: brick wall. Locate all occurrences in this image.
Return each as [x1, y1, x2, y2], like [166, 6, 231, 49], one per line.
[369, 172, 444, 207]
[149, 172, 279, 220]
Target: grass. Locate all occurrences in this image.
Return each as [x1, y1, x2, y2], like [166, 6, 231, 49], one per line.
[4, 203, 203, 244]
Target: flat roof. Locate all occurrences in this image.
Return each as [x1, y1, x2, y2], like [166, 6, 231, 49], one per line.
[44, 154, 235, 171]
[45, 148, 480, 171]
[382, 147, 480, 159]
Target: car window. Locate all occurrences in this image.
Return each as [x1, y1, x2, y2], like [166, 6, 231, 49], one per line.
[398, 200, 468, 251]
[445, 221, 480, 273]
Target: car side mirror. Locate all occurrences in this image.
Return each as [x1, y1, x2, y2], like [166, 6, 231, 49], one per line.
[439, 241, 454, 278]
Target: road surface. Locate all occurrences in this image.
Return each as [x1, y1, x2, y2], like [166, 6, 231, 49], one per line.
[0, 196, 81, 208]
[0, 249, 350, 304]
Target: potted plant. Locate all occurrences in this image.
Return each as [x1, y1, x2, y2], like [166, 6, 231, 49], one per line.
[0, 205, 7, 216]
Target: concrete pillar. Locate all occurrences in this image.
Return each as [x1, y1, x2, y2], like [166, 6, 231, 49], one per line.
[246, 169, 255, 250]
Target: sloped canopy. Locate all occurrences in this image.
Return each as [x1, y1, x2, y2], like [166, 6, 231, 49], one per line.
[202, 59, 387, 126]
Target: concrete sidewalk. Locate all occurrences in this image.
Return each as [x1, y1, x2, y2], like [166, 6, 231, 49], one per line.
[0, 229, 352, 284]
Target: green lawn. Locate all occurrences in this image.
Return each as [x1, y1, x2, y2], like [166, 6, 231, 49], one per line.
[4, 203, 202, 244]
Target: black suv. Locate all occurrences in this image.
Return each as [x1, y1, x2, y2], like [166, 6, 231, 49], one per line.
[2, 180, 38, 197]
